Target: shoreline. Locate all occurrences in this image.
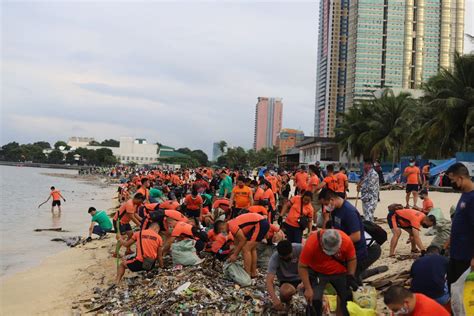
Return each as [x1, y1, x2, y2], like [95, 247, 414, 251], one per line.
[0, 161, 94, 171]
[0, 182, 462, 315]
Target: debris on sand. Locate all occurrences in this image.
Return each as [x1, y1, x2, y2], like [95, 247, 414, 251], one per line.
[51, 236, 84, 247]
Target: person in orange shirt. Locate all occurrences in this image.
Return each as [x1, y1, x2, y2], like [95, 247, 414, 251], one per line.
[387, 204, 432, 256]
[383, 286, 449, 316]
[113, 193, 145, 255]
[308, 165, 322, 226]
[207, 220, 234, 261]
[212, 198, 231, 220]
[229, 176, 254, 218]
[415, 189, 434, 214]
[227, 213, 270, 277]
[255, 180, 276, 221]
[264, 169, 278, 196]
[162, 221, 208, 256]
[403, 158, 422, 208]
[422, 163, 431, 190]
[294, 166, 309, 194]
[183, 186, 203, 225]
[335, 167, 349, 199]
[159, 197, 180, 210]
[316, 164, 338, 192]
[280, 191, 314, 243]
[136, 178, 150, 202]
[116, 221, 163, 284]
[40, 186, 66, 213]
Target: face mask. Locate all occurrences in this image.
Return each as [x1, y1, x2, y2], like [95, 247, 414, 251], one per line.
[393, 306, 409, 315]
[409, 162, 415, 167]
[421, 223, 429, 229]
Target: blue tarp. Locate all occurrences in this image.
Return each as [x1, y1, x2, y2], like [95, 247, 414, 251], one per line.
[348, 172, 361, 183]
[430, 158, 457, 176]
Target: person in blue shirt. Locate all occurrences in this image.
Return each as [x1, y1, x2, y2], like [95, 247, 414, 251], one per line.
[318, 188, 381, 283]
[410, 245, 449, 305]
[446, 163, 474, 288]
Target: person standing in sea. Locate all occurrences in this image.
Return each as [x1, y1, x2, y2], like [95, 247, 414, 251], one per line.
[38, 186, 66, 213]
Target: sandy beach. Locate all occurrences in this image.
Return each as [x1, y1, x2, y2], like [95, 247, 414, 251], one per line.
[0, 183, 461, 315]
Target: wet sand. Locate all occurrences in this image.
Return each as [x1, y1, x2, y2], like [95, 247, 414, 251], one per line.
[0, 183, 461, 315]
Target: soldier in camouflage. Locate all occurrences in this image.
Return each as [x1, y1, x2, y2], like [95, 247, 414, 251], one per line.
[358, 159, 380, 222]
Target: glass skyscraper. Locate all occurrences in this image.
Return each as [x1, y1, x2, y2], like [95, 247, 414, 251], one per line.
[315, 0, 465, 137]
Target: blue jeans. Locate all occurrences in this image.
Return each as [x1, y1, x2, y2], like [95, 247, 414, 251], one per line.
[434, 284, 450, 305]
[92, 225, 111, 236]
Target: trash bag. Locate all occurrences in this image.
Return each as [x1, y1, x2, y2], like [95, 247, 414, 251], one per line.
[171, 239, 204, 266]
[352, 286, 377, 310]
[223, 262, 252, 287]
[428, 207, 445, 221]
[346, 301, 376, 316]
[451, 268, 471, 316]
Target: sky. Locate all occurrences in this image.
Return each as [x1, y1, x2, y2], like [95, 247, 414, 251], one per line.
[1, 1, 473, 157]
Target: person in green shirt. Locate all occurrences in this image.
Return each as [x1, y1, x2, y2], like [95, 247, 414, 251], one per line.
[149, 187, 165, 203]
[201, 193, 213, 209]
[87, 207, 113, 240]
[219, 172, 233, 198]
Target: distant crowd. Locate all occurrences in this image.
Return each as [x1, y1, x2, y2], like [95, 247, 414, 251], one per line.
[73, 160, 473, 315]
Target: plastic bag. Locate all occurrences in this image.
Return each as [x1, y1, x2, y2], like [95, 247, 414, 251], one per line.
[346, 301, 376, 316]
[171, 239, 204, 266]
[428, 207, 445, 220]
[223, 262, 252, 287]
[352, 286, 377, 310]
[451, 267, 470, 315]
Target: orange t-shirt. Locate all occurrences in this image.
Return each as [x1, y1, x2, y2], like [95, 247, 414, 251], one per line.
[266, 224, 280, 239]
[184, 194, 203, 210]
[210, 233, 234, 253]
[232, 185, 253, 208]
[295, 171, 309, 191]
[299, 229, 356, 275]
[247, 205, 268, 216]
[114, 199, 139, 224]
[228, 213, 265, 237]
[404, 166, 420, 185]
[422, 198, 434, 214]
[335, 173, 348, 193]
[323, 175, 339, 191]
[412, 293, 449, 316]
[212, 199, 231, 212]
[394, 208, 426, 230]
[160, 200, 180, 210]
[136, 187, 150, 201]
[263, 188, 276, 210]
[254, 187, 264, 201]
[171, 222, 195, 239]
[422, 165, 430, 176]
[50, 190, 61, 201]
[265, 175, 278, 193]
[285, 196, 314, 228]
[308, 175, 320, 192]
[132, 229, 162, 261]
[164, 209, 188, 222]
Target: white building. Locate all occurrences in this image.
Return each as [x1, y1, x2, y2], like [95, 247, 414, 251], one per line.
[86, 137, 159, 164]
[67, 137, 95, 149]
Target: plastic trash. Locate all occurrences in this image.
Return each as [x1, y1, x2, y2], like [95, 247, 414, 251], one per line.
[223, 262, 252, 287]
[451, 267, 471, 315]
[464, 272, 474, 316]
[171, 240, 204, 266]
[346, 301, 376, 316]
[352, 286, 377, 310]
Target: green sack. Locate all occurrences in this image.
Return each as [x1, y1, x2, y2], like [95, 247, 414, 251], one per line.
[223, 262, 252, 287]
[171, 239, 203, 266]
[428, 207, 445, 221]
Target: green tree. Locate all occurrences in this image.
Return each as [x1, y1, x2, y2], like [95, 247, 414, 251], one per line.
[33, 141, 51, 149]
[100, 139, 120, 147]
[54, 141, 70, 150]
[88, 140, 101, 146]
[48, 149, 64, 164]
[190, 149, 209, 166]
[417, 53, 474, 157]
[218, 140, 227, 154]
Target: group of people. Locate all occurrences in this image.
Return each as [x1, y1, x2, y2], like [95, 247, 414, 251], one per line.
[82, 160, 473, 315]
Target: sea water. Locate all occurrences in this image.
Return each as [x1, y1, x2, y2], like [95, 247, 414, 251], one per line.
[0, 165, 115, 277]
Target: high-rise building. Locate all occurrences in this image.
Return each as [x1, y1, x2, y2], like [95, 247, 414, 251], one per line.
[315, 0, 465, 137]
[254, 97, 283, 150]
[277, 128, 305, 154]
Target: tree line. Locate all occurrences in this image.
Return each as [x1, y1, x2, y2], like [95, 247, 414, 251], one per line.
[0, 141, 117, 166]
[337, 53, 474, 162]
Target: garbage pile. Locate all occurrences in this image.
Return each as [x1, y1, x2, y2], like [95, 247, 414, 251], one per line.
[77, 254, 307, 315]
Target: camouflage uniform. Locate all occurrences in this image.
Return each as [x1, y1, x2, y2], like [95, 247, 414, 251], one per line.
[360, 168, 380, 222]
[430, 218, 451, 249]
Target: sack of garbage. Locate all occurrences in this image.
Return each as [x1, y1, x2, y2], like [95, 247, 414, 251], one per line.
[352, 286, 377, 310]
[428, 207, 445, 220]
[452, 268, 473, 316]
[171, 239, 203, 266]
[223, 262, 252, 287]
[346, 301, 376, 316]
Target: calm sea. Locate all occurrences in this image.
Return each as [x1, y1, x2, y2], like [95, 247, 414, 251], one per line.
[0, 165, 115, 278]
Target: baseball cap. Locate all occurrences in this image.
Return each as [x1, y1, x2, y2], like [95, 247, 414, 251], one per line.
[321, 229, 342, 256]
[409, 158, 415, 163]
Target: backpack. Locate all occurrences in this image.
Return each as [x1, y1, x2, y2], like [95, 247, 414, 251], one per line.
[363, 220, 387, 246]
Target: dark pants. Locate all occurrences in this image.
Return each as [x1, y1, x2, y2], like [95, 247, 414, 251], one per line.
[282, 222, 303, 243]
[92, 225, 111, 236]
[357, 243, 382, 282]
[448, 258, 471, 291]
[308, 271, 349, 316]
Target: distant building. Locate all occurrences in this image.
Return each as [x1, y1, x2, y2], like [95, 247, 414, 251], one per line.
[278, 147, 300, 171]
[254, 97, 283, 150]
[296, 137, 340, 165]
[67, 137, 95, 149]
[277, 128, 305, 155]
[212, 142, 224, 161]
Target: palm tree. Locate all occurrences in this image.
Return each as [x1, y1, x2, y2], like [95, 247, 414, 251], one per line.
[417, 53, 474, 157]
[217, 140, 227, 154]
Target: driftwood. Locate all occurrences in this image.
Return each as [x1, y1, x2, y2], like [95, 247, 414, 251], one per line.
[34, 227, 65, 232]
[368, 270, 411, 291]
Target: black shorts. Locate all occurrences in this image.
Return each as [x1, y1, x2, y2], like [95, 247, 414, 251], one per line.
[126, 258, 144, 272]
[185, 209, 200, 218]
[113, 220, 132, 234]
[52, 200, 61, 206]
[406, 184, 419, 193]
